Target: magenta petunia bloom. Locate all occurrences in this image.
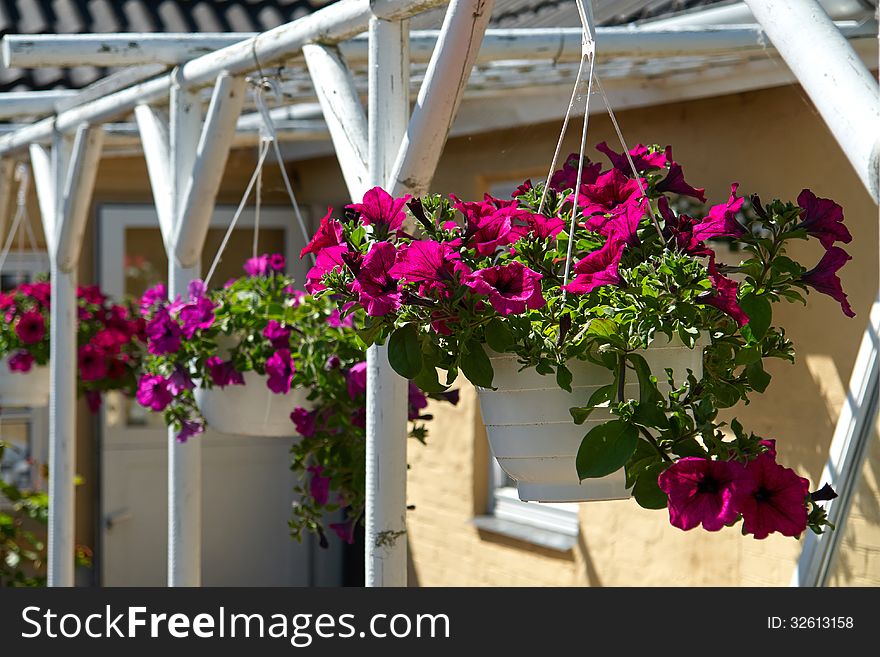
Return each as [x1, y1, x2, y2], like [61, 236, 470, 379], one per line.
[549, 153, 601, 192]
[7, 350, 34, 373]
[596, 141, 667, 174]
[291, 407, 318, 437]
[453, 196, 527, 257]
[389, 240, 463, 297]
[801, 246, 855, 318]
[268, 253, 286, 272]
[656, 162, 707, 202]
[262, 320, 291, 349]
[562, 238, 625, 295]
[166, 367, 194, 395]
[77, 285, 106, 306]
[146, 307, 183, 355]
[465, 261, 546, 316]
[187, 279, 206, 300]
[15, 310, 45, 345]
[700, 270, 750, 327]
[734, 454, 810, 539]
[140, 283, 167, 314]
[601, 198, 646, 246]
[178, 296, 215, 339]
[20, 281, 51, 307]
[658, 457, 751, 531]
[176, 420, 204, 443]
[329, 518, 356, 544]
[326, 308, 354, 329]
[347, 186, 411, 235]
[576, 168, 645, 219]
[301, 208, 343, 259]
[308, 464, 331, 505]
[92, 328, 129, 355]
[78, 344, 108, 382]
[305, 244, 351, 294]
[353, 242, 401, 316]
[691, 184, 744, 242]
[136, 374, 173, 411]
[525, 213, 566, 240]
[0, 292, 14, 311]
[205, 356, 244, 388]
[797, 189, 851, 249]
[512, 179, 533, 198]
[346, 361, 368, 400]
[265, 349, 295, 395]
[407, 382, 429, 421]
[244, 254, 272, 277]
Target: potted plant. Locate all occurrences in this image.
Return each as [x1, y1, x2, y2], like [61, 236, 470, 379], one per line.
[303, 142, 850, 539]
[0, 280, 145, 410]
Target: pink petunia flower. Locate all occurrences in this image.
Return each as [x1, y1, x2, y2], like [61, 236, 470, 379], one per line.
[691, 184, 744, 242]
[734, 454, 810, 539]
[77, 285, 107, 306]
[136, 374, 173, 411]
[140, 283, 167, 314]
[85, 390, 102, 413]
[176, 420, 205, 443]
[796, 189, 851, 249]
[301, 208, 343, 259]
[352, 242, 401, 316]
[265, 349, 295, 395]
[575, 168, 644, 218]
[291, 407, 318, 437]
[307, 464, 331, 505]
[330, 518, 356, 544]
[145, 307, 183, 355]
[700, 270, 750, 327]
[15, 310, 45, 345]
[801, 246, 855, 318]
[78, 344, 108, 382]
[305, 245, 351, 294]
[263, 320, 291, 349]
[549, 153, 601, 192]
[656, 161, 707, 202]
[407, 382, 429, 421]
[7, 350, 34, 373]
[596, 141, 667, 174]
[562, 238, 625, 295]
[178, 297, 215, 339]
[346, 361, 367, 400]
[465, 261, 546, 316]
[658, 457, 752, 531]
[346, 187, 411, 236]
[205, 357, 244, 388]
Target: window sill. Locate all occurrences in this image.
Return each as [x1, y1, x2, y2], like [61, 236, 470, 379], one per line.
[472, 515, 577, 552]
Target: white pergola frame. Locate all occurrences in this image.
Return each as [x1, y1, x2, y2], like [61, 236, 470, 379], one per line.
[0, 0, 876, 588]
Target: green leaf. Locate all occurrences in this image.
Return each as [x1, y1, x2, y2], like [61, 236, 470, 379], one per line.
[739, 294, 771, 341]
[587, 318, 618, 338]
[460, 340, 494, 388]
[633, 463, 669, 509]
[734, 346, 762, 366]
[588, 384, 615, 407]
[484, 318, 514, 353]
[627, 354, 662, 406]
[413, 364, 449, 394]
[556, 364, 573, 392]
[576, 420, 639, 480]
[388, 325, 423, 379]
[356, 320, 384, 347]
[570, 406, 594, 425]
[746, 361, 771, 393]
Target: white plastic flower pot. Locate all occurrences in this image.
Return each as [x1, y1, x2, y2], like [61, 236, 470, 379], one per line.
[476, 335, 707, 503]
[0, 357, 50, 407]
[195, 370, 308, 438]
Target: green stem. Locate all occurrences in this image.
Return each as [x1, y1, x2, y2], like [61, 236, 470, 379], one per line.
[617, 352, 672, 463]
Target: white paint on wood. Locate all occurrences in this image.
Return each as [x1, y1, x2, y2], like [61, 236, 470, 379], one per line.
[303, 44, 369, 200]
[133, 105, 174, 245]
[56, 124, 104, 272]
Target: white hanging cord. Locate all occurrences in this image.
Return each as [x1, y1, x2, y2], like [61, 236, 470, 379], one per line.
[203, 138, 272, 288]
[558, 0, 597, 301]
[251, 82, 315, 266]
[0, 164, 38, 275]
[593, 72, 666, 242]
[253, 139, 264, 260]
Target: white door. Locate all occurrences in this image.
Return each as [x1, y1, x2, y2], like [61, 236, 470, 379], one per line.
[97, 204, 345, 586]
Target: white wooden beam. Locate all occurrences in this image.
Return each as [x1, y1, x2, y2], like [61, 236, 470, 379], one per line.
[793, 296, 880, 586]
[0, 159, 15, 242]
[743, 0, 879, 202]
[133, 105, 174, 245]
[56, 124, 104, 272]
[302, 44, 369, 200]
[28, 143, 56, 256]
[173, 73, 248, 267]
[0, 92, 78, 120]
[389, 0, 496, 196]
[365, 15, 411, 588]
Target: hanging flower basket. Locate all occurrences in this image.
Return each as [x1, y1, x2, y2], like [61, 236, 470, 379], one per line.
[194, 370, 310, 437]
[306, 140, 853, 539]
[0, 280, 145, 411]
[0, 355, 50, 407]
[478, 335, 707, 502]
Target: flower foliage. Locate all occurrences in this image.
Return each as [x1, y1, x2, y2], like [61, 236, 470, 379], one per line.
[0, 279, 146, 411]
[305, 145, 853, 540]
[136, 254, 456, 544]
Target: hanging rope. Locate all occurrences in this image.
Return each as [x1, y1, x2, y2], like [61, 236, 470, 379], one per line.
[0, 164, 40, 277]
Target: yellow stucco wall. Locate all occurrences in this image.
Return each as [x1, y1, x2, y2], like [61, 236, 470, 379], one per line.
[21, 81, 874, 586]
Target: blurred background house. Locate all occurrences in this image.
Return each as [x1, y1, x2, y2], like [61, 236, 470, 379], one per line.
[0, 0, 877, 586]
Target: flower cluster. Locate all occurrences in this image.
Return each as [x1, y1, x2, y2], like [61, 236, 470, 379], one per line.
[0, 280, 146, 410]
[136, 253, 457, 544]
[304, 141, 851, 540]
